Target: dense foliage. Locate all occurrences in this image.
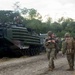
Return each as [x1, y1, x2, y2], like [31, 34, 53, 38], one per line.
[0, 9, 75, 37]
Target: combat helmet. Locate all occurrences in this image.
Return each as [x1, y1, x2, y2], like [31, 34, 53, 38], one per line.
[47, 31, 53, 36]
[64, 32, 70, 37]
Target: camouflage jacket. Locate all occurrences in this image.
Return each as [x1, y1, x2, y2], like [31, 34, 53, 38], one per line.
[44, 37, 57, 49]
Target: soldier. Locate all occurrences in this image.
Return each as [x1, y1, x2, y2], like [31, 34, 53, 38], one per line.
[73, 36, 75, 51]
[62, 32, 74, 71]
[55, 37, 61, 58]
[45, 31, 57, 71]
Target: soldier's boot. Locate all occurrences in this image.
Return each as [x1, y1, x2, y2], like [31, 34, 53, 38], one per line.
[52, 63, 55, 69]
[49, 65, 55, 71]
[48, 68, 53, 71]
[70, 66, 74, 71]
[48, 66, 54, 71]
[53, 65, 55, 69]
[66, 66, 74, 71]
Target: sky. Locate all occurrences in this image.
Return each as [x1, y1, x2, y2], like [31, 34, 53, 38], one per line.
[0, 0, 75, 21]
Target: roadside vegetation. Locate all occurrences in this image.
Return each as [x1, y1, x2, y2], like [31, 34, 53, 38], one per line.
[0, 2, 75, 37]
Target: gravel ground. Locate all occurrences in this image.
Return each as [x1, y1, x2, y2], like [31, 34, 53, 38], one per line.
[0, 52, 75, 75]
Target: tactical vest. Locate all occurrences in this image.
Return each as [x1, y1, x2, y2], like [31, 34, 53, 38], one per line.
[66, 38, 74, 54]
[45, 38, 56, 49]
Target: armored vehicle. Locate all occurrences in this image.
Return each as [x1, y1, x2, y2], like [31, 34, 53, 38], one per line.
[40, 33, 47, 52]
[0, 23, 42, 57]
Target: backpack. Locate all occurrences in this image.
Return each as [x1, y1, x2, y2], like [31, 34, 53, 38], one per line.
[66, 38, 74, 54]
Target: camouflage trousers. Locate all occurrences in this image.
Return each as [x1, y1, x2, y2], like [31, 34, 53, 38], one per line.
[46, 48, 56, 68]
[67, 54, 74, 68]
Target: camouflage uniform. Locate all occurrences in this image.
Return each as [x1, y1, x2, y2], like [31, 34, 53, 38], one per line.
[55, 37, 61, 58]
[62, 33, 74, 71]
[45, 31, 57, 71]
[73, 36, 75, 50]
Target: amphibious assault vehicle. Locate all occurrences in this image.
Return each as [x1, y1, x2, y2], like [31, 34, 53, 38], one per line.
[0, 23, 42, 57]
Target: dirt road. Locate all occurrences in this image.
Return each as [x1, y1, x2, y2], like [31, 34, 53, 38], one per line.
[0, 52, 75, 75]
